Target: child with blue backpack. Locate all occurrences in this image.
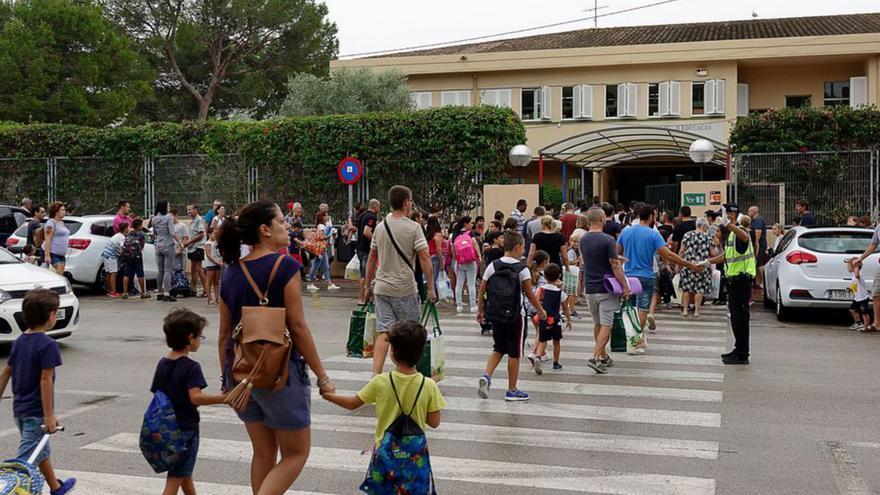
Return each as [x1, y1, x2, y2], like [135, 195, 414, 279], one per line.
[530, 264, 572, 374]
[148, 309, 226, 495]
[322, 320, 446, 494]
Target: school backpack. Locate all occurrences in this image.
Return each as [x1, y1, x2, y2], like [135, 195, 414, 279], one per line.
[169, 270, 193, 298]
[453, 233, 478, 264]
[139, 390, 188, 473]
[360, 373, 436, 495]
[119, 234, 141, 263]
[485, 259, 525, 321]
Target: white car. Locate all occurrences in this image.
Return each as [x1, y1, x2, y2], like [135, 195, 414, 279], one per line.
[0, 248, 79, 343]
[763, 226, 878, 320]
[4, 215, 158, 289]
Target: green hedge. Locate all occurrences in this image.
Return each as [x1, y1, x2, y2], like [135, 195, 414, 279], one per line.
[729, 105, 880, 153]
[0, 106, 526, 215]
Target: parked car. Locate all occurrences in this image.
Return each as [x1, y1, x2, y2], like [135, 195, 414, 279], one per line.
[0, 205, 29, 245]
[4, 215, 157, 289]
[0, 247, 79, 342]
[764, 226, 878, 320]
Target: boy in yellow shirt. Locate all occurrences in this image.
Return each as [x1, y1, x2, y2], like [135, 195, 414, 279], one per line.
[322, 320, 446, 446]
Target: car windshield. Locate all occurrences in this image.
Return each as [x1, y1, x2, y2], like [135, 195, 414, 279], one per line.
[798, 231, 873, 254]
[0, 248, 21, 264]
[12, 219, 81, 237]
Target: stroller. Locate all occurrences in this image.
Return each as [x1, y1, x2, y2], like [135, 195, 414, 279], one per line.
[0, 426, 63, 494]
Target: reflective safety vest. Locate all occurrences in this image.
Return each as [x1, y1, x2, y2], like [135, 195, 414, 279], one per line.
[725, 232, 756, 277]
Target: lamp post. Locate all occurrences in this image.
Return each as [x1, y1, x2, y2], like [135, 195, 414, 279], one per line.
[509, 144, 532, 184]
[689, 139, 715, 164]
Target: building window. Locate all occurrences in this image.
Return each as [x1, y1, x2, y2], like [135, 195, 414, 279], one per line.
[562, 86, 575, 119]
[692, 82, 705, 115]
[823, 82, 850, 106]
[440, 90, 471, 107]
[410, 92, 432, 110]
[605, 85, 618, 118]
[521, 88, 542, 120]
[648, 83, 660, 117]
[480, 89, 512, 108]
[785, 95, 811, 108]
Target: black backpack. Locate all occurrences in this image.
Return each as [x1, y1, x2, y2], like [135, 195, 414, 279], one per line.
[485, 259, 524, 321]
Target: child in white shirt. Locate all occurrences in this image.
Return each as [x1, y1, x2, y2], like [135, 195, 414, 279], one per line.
[847, 259, 871, 331]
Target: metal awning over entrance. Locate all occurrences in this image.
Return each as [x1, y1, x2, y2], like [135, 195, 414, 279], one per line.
[539, 126, 727, 170]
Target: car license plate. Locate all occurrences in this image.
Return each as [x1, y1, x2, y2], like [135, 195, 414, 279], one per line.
[830, 289, 850, 300]
[55, 309, 65, 321]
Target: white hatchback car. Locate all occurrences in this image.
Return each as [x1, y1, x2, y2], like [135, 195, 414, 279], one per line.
[5, 215, 157, 289]
[764, 226, 878, 320]
[0, 248, 79, 343]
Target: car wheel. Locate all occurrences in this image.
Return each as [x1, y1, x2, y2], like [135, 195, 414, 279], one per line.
[763, 284, 774, 309]
[92, 266, 107, 293]
[775, 284, 791, 321]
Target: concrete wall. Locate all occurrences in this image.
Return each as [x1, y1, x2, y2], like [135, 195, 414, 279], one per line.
[483, 184, 539, 221]
[739, 59, 869, 110]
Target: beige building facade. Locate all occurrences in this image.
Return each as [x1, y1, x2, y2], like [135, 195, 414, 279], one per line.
[335, 13, 880, 208]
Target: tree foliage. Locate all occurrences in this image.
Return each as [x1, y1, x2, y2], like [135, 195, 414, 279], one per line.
[280, 67, 413, 116]
[0, 0, 152, 126]
[106, 0, 339, 122]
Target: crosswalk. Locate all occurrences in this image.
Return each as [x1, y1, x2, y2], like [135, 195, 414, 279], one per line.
[73, 303, 732, 494]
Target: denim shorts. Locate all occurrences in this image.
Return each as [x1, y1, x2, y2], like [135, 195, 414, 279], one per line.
[374, 293, 421, 333]
[16, 417, 49, 464]
[226, 359, 311, 430]
[357, 250, 369, 278]
[123, 260, 145, 278]
[49, 253, 66, 266]
[630, 276, 656, 310]
[168, 429, 199, 478]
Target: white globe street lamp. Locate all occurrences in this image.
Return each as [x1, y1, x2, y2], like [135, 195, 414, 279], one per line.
[688, 139, 715, 164]
[509, 144, 533, 168]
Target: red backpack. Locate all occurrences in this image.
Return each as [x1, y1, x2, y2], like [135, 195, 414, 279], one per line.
[453, 233, 478, 264]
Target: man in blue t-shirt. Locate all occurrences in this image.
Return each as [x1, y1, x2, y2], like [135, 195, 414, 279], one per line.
[618, 206, 704, 338]
[795, 199, 816, 226]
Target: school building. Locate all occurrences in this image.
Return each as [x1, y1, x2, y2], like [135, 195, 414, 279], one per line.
[334, 13, 880, 207]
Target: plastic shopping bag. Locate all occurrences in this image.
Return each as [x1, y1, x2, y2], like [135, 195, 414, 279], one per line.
[416, 302, 445, 382]
[347, 303, 372, 358]
[620, 300, 644, 354]
[709, 270, 721, 300]
[363, 310, 377, 358]
[345, 256, 360, 281]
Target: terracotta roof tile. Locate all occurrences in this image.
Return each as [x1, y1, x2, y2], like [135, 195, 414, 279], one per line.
[376, 13, 880, 58]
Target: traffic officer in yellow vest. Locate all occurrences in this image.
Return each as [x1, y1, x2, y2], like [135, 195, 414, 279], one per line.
[707, 203, 755, 365]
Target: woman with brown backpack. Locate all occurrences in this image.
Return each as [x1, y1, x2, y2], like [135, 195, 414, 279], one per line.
[216, 200, 335, 495]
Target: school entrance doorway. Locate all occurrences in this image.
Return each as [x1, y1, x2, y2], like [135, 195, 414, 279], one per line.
[539, 126, 727, 211]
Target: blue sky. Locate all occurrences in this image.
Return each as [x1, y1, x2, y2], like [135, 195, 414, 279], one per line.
[323, 0, 880, 58]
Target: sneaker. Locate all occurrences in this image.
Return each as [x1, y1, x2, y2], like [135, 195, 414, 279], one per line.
[586, 358, 607, 374]
[552, 362, 563, 370]
[121, 293, 128, 300]
[600, 355, 614, 367]
[570, 311, 582, 320]
[533, 358, 543, 375]
[327, 284, 341, 291]
[722, 354, 749, 365]
[456, 304, 464, 314]
[646, 314, 656, 332]
[469, 306, 477, 314]
[635, 347, 646, 355]
[140, 293, 152, 299]
[307, 283, 319, 291]
[849, 323, 862, 331]
[504, 389, 529, 402]
[477, 374, 491, 399]
[157, 294, 166, 301]
[51, 478, 77, 495]
[165, 295, 177, 303]
[858, 325, 877, 333]
[539, 354, 550, 362]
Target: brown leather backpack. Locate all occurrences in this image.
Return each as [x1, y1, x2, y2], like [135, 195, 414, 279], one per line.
[225, 255, 293, 412]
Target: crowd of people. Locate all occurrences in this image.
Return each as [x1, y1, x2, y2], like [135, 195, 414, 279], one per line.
[5, 188, 880, 495]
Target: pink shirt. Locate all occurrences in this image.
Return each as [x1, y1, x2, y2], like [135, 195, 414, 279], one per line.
[113, 213, 134, 233]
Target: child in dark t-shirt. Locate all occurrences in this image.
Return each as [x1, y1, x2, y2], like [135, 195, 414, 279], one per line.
[150, 309, 225, 495]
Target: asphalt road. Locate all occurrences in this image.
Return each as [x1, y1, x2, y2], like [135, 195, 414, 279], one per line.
[1, 288, 878, 494]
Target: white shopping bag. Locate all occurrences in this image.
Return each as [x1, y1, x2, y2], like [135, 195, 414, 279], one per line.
[709, 270, 721, 300]
[621, 301, 644, 353]
[670, 273, 682, 306]
[437, 271, 452, 301]
[344, 256, 360, 281]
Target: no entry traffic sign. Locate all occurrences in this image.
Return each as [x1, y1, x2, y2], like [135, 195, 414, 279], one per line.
[337, 156, 363, 185]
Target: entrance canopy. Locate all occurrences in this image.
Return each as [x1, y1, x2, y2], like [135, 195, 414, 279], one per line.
[539, 126, 727, 170]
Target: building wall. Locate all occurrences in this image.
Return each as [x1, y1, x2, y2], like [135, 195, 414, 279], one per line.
[739, 59, 868, 110]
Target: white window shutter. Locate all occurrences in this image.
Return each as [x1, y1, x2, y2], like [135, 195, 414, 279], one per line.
[572, 86, 582, 119]
[541, 86, 552, 119]
[850, 76, 868, 108]
[737, 83, 749, 116]
[616, 83, 626, 117]
[658, 81, 670, 116]
[501, 89, 512, 108]
[704, 80, 717, 114]
[580, 84, 592, 119]
[669, 81, 681, 116]
[713, 79, 726, 115]
[622, 83, 637, 118]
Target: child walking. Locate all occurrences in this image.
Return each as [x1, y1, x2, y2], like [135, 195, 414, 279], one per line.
[102, 221, 128, 298]
[531, 264, 572, 374]
[0, 289, 76, 495]
[322, 321, 446, 492]
[476, 232, 546, 402]
[203, 230, 222, 304]
[847, 259, 872, 331]
[524, 250, 549, 367]
[150, 308, 226, 495]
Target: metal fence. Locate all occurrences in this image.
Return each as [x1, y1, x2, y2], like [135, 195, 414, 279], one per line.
[0, 155, 485, 223]
[732, 150, 879, 226]
[645, 183, 681, 216]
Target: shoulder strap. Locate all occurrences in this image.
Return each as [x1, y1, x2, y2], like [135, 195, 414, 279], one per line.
[239, 255, 284, 305]
[389, 372, 426, 418]
[383, 221, 414, 272]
